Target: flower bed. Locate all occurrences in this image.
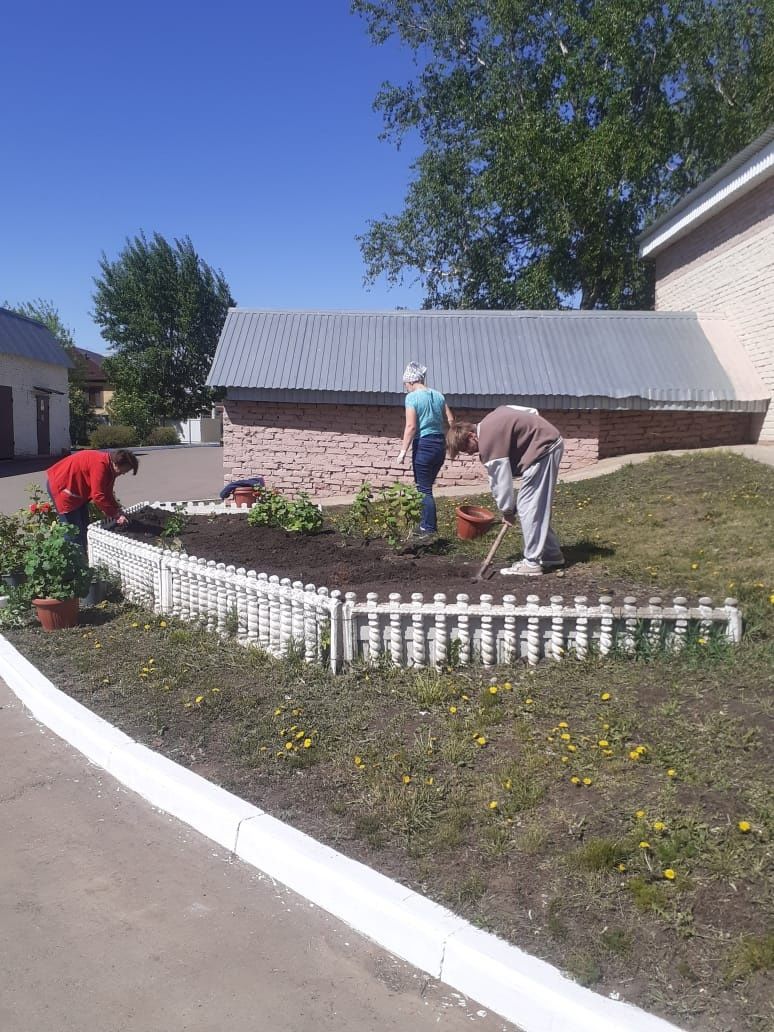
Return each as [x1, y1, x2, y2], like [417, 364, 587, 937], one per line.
[87, 501, 741, 671]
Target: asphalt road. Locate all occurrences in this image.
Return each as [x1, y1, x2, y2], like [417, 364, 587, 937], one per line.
[0, 678, 516, 1032]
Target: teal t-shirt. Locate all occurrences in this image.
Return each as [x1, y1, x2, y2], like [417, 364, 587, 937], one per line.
[405, 388, 446, 437]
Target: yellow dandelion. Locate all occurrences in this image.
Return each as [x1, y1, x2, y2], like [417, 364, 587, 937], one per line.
[449, 705, 458, 714]
[663, 869, 676, 880]
[354, 755, 363, 767]
[284, 742, 294, 751]
[561, 756, 570, 764]
[570, 776, 581, 785]
[425, 776, 434, 785]
[629, 750, 641, 761]
[143, 624, 150, 630]
[558, 721, 569, 728]
[567, 744, 577, 752]
[617, 863, 627, 873]
[295, 731, 305, 740]
[489, 685, 499, 695]
[635, 810, 646, 819]
[274, 708, 282, 716]
[691, 563, 699, 570]
[525, 698, 534, 705]
[503, 682, 512, 691]
[402, 774, 412, 784]
[582, 777, 592, 786]
[602, 723, 610, 730]
[503, 778, 512, 790]
[653, 821, 666, 832]
[488, 800, 499, 810]
[667, 768, 677, 778]
[560, 733, 571, 741]
[639, 841, 650, 849]
[194, 695, 204, 705]
[94, 642, 102, 649]
[159, 620, 167, 628]
[211, 687, 220, 693]
[600, 692, 611, 701]
[476, 735, 488, 746]
[738, 820, 751, 833]
[598, 739, 609, 748]
[603, 749, 613, 757]
[303, 738, 312, 749]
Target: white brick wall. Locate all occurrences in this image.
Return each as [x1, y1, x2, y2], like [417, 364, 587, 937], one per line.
[654, 179, 774, 439]
[0, 354, 70, 457]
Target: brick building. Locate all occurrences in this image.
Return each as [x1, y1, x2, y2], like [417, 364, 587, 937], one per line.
[207, 308, 767, 497]
[639, 125, 774, 440]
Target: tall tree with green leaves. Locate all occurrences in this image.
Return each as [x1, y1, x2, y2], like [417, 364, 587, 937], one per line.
[5, 298, 94, 444]
[93, 232, 235, 437]
[353, 0, 772, 310]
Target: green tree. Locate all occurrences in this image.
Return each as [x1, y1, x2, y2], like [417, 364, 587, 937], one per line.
[93, 232, 235, 433]
[353, 0, 772, 310]
[5, 298, 95, 445]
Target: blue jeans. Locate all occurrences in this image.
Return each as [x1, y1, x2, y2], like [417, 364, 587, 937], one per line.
[47, 481, 89, 554]
[412, 434, 446, 532]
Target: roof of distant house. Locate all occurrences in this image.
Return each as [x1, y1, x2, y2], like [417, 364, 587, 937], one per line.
[207, 308, 769, 413]
[74, 347, 110, 385]
[639, 124, 774, 258]
[0, 306, 72, 368]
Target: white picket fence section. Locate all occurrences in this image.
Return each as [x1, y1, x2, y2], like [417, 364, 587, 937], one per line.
[87, 502, 742, 673]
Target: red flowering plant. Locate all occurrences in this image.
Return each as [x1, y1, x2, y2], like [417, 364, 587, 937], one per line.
[1, 486, 58, 581]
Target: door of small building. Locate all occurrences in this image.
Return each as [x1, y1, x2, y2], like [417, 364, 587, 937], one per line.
[0, 385, 14, 459]
[36, 394, 50, 455]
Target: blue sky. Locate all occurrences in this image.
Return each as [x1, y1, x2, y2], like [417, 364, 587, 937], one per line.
[1, 1, 424, 352]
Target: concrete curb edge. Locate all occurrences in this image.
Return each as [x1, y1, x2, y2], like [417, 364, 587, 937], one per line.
[0, 633, 681, 1032]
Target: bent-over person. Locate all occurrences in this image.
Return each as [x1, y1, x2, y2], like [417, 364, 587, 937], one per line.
[447, 406, 564, 576]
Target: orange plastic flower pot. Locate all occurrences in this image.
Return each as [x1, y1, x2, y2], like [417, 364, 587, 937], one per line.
[455, 505, 497, 540]
[32, 596, 79, 631]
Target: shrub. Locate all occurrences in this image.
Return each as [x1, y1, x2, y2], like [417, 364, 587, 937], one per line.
[246, 488, 322, 534]
[144, 426, 180, 446]
[89, 424, 139, 448]
[339, 480, 423, 546]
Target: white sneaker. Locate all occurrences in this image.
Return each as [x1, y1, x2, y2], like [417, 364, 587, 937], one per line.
[500, 559, 543, 577]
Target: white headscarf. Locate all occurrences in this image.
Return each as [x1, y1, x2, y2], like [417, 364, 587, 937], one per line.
[402, 361, 427, 384]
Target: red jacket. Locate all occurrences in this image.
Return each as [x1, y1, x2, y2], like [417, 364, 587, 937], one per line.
[47, 451, 121, 519]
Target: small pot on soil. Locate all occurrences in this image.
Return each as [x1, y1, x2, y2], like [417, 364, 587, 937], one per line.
[455, 505, 497, 540]
[232, 487, 258, 508]
[32, 596, 80, 631]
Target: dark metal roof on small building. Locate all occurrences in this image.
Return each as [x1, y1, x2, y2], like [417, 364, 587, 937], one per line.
[0, 307, 73, 367]
[208, 309, 768, 413]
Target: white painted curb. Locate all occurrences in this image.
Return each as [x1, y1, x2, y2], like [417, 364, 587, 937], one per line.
[0, 633, 682, 1032]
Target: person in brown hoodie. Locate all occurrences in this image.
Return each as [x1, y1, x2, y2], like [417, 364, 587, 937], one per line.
[447, 406, 564, 576]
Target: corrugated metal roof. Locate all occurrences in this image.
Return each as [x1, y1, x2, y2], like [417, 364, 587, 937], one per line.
[0, 307, 73, 367]
[207, 309, 768, 411]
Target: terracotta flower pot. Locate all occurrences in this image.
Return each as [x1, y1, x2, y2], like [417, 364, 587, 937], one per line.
[232, 487, 258, 508]
[32, 596, 79, 631]
[455, 504, 497, 540]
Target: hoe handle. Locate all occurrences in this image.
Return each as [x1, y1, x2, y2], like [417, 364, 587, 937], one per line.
[475, 522, 510, 580]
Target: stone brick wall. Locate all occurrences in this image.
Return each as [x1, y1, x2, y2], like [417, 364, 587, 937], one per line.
[654, 178, 774, 439]
[222, 400, 755, 497]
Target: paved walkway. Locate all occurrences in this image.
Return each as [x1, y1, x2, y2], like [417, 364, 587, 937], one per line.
[0, 678, 515, 1032]
[1, 442, 771, 516]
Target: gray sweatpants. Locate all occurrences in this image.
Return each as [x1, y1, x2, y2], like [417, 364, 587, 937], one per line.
[516, 439, 564, 564]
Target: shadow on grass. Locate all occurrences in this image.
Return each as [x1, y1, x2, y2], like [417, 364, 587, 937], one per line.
[561, 539, 615, 568]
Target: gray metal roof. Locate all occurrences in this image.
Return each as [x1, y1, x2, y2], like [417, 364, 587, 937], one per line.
[207, 308, 767, 412]
[0, 307, 73, 367]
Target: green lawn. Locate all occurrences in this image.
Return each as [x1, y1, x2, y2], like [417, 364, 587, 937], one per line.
[5, 451, 773, 1032]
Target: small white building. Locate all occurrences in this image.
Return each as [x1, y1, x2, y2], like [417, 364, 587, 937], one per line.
[0, 307, 72, 459]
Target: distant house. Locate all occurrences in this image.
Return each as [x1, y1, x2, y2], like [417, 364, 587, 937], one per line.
[207, 308, 768, 497]
[639, 125, 774, 440]
[74, 347, 113, 418]
[0, 307, 72, 460]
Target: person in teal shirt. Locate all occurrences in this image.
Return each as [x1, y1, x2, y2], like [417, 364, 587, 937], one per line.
[396, 361, 454, 538]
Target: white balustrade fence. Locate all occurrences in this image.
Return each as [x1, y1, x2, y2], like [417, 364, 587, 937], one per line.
[88, 502, 742, 672]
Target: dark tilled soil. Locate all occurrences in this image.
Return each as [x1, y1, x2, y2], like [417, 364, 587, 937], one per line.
[116, 508, 673, 603]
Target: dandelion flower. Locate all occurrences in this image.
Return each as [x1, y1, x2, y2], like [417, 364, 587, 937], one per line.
[525, 697, 534, 705]
[629, 750, 641, 761]
[159, 620, 167, 628]
[570, 776, 581, 785]
[635, 810, 646, 819]
[354, 756, 363, 767]
[285, 742, 294, 751]
[691, 563, 699, 570]
[476, 735, 488, 746]
[449, 705, 458, 714]
[567, 744, 577, 752]
[561, 756, 570, 764]
[639, 841, 650, 850]
[488, 800, 499, 810]
[303, 738, 312, 749]
[426, 777, 434, 785]
[274, 708, 282, 716]
[504, 779, 512, 790]
[560, 733, 571, 742]
[195, 695, 204, 705]
[558, 721, 569, 728]
[582, 777, 592, 786]
[143, 624, 150, 631]
[600, 692, 611, 701]
[598, 739, 609, 748]
[94, 642, 102, 649]
[663, 869, 676, 880]
[667, 768, 677, 778]
[503, 682, 512, 691]
[489, 685, 498, 695]
[653, 821, 666, 832]
[617, 863, 627, 873]
[738, 820, 751, 833]
[402, 774, 412, 784]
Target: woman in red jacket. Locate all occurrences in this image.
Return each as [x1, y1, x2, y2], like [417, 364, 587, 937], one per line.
[46, 448, 139, 553]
